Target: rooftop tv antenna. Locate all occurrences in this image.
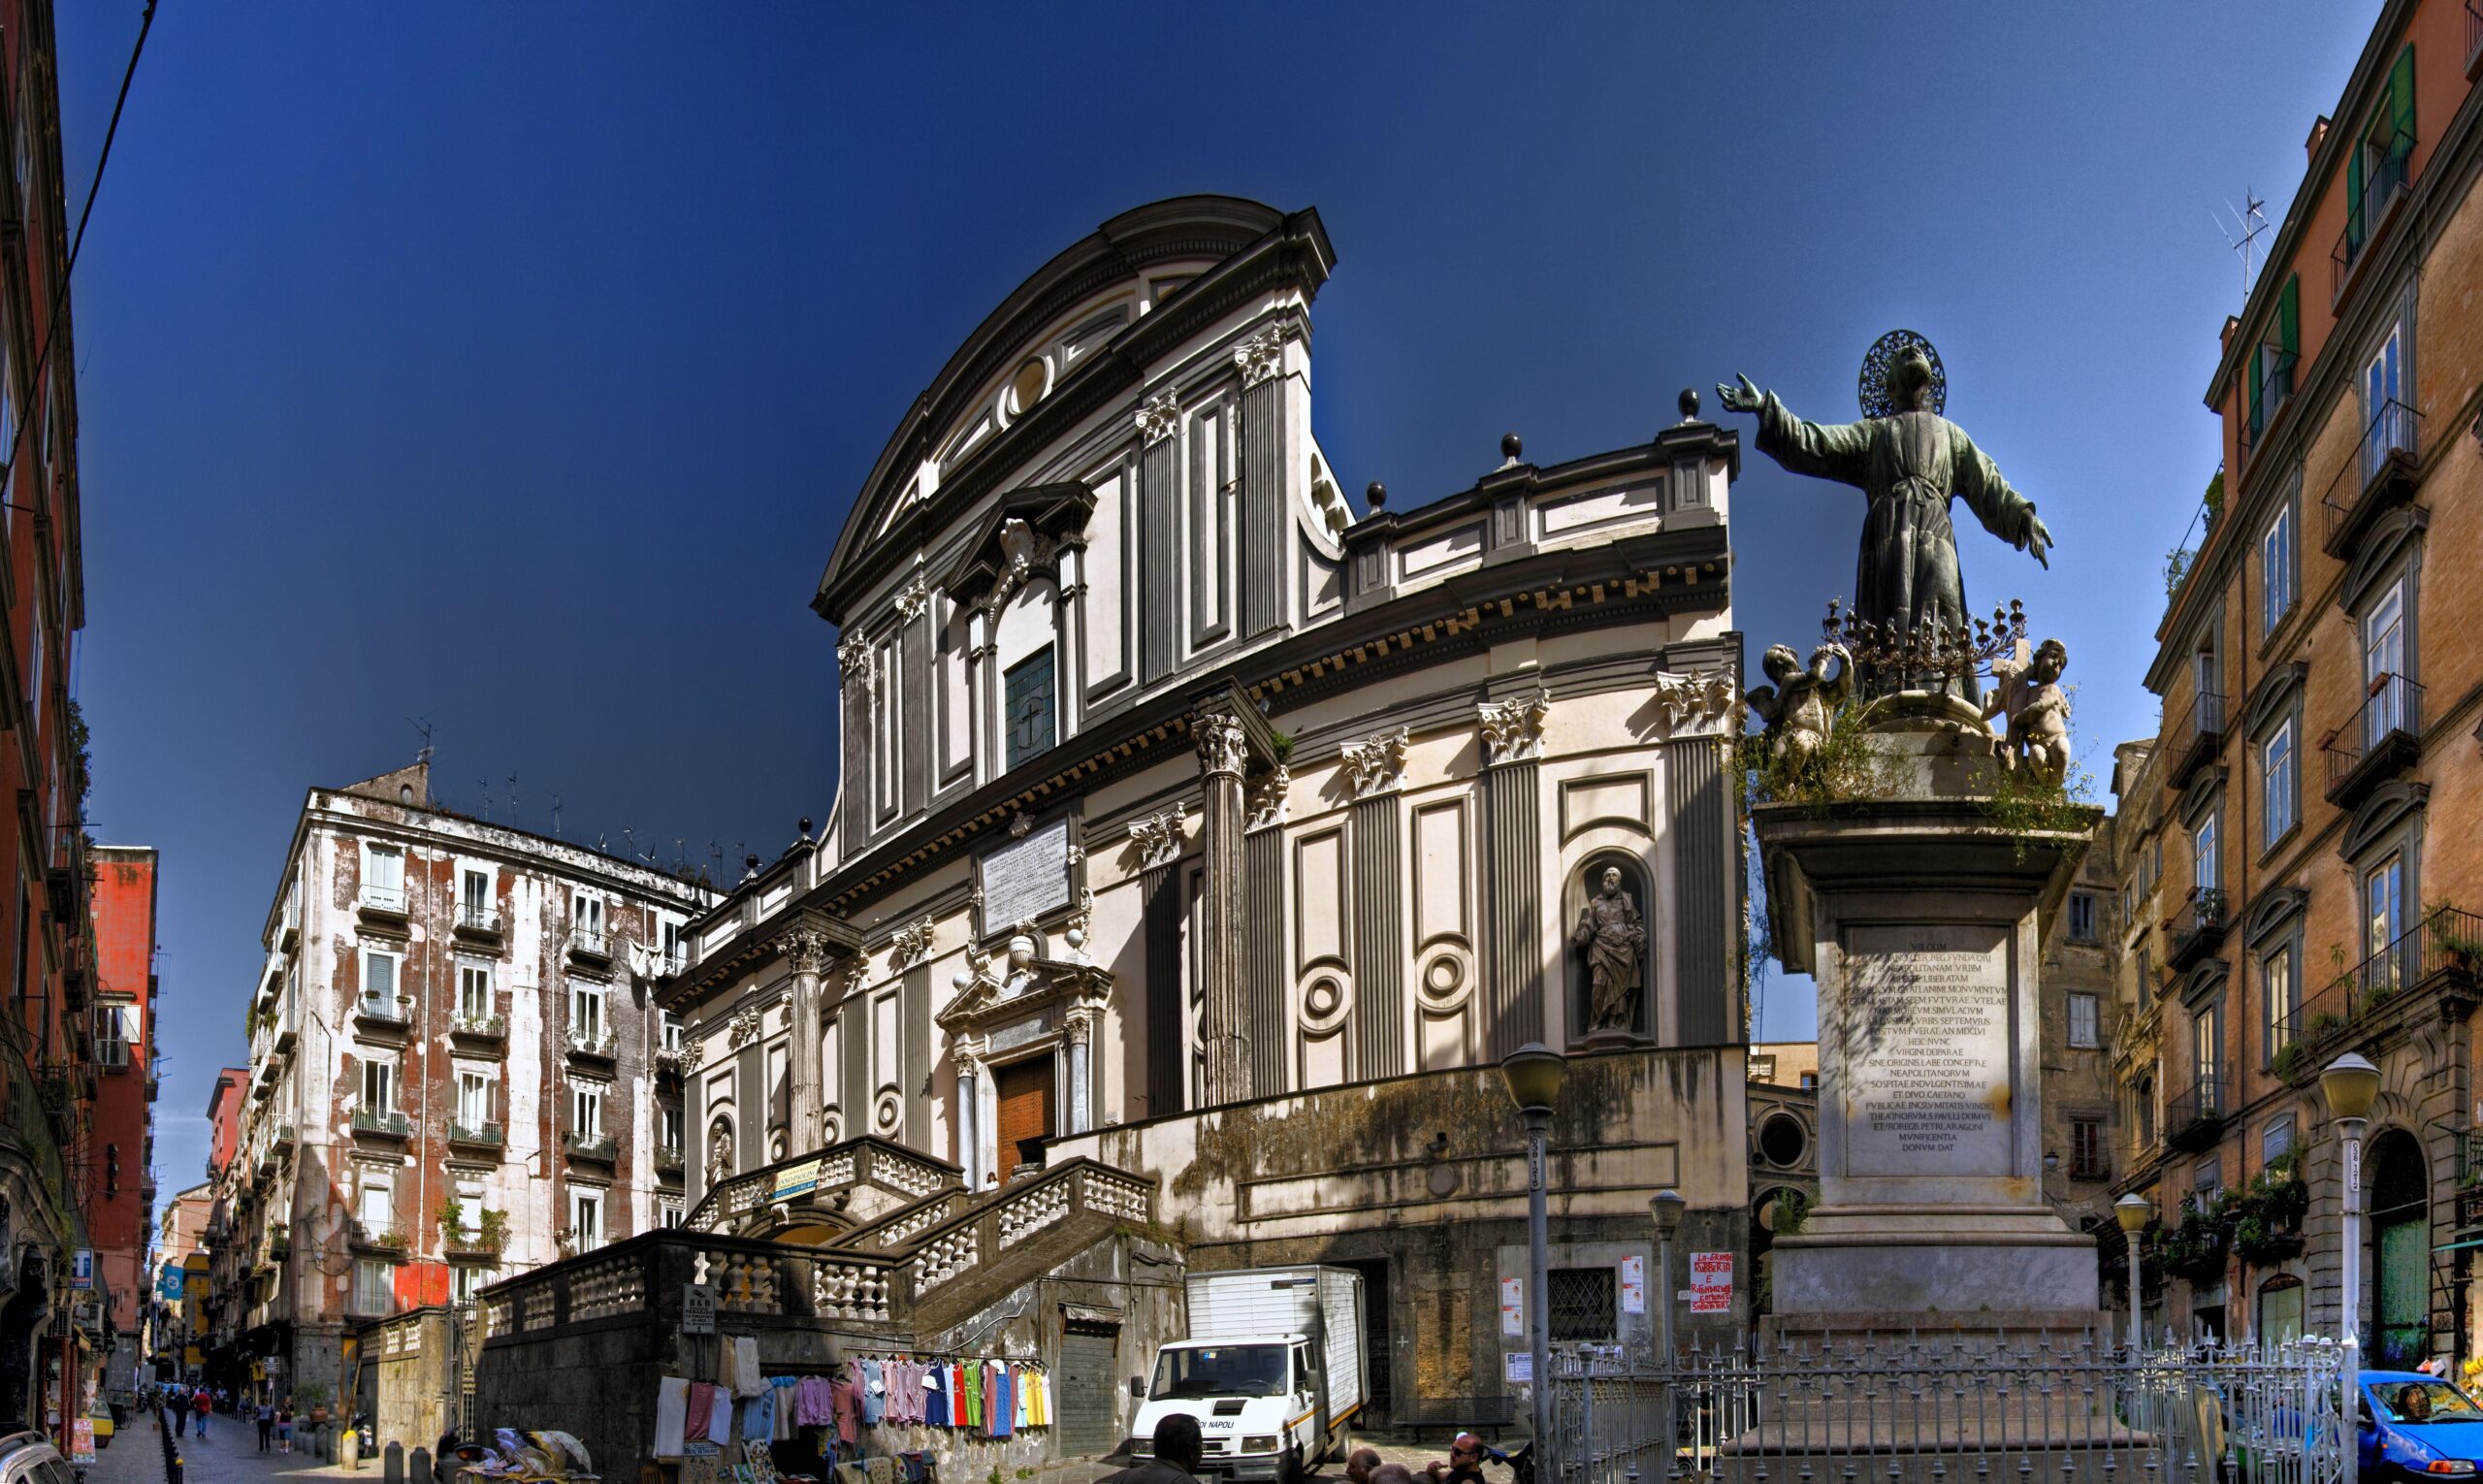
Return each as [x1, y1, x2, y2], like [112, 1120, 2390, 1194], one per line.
[406, 715, 435, 767]
[2214, 189, 2271, 299]
[476, 780, 492, 822]
[506, 773, 520, 822]
[550, 794, 563, 838]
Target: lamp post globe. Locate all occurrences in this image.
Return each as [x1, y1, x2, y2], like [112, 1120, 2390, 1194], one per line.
[2113, 1193, 2151, 1355]
[1650, 1189, 1685, 1361]
[1499, 1042, 1565, 1472]
[2321, 1051, 2379, 1419]
[1500, 1042, 1568, 1113]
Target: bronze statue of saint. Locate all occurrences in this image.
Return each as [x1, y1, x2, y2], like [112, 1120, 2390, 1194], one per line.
[1573, 866, 1646, 1033]
[1719, 333, 2053, 698]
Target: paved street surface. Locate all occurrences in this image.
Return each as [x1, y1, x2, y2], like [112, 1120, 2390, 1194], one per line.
[79, 1411, 369, 1483]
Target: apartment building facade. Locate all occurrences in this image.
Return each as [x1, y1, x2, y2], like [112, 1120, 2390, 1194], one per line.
[0, 0, 112, 1436]
[207, 761, 710, 1403]
[83, 845, 158, 1403]
[2119, 0, 2483, 1361]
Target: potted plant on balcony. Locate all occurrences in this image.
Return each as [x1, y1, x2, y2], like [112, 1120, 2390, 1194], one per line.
[2230, 1154, 2308, 1266]
[477, 1207, 508, 1253]
[2432, 908, 2483, 974]
[2158, 1193, 2236, 1285]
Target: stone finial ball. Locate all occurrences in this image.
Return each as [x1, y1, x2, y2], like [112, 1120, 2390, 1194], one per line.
[744, 854, 760, 872]
[1365, 481, 1387, 511]
[1678, 387, 1700, 421]
[798, 816, 813, 839]
[1500, 432, 1524, 462]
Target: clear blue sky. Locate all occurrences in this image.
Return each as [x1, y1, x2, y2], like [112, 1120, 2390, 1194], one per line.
[51, 4, 2379, 1195]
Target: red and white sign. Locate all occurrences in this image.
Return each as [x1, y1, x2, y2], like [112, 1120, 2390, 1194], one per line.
[1499, 1276, 1525, 1336]
[1689, 1252, 1734, 1313]
[1619, 1255, 1646, 1315]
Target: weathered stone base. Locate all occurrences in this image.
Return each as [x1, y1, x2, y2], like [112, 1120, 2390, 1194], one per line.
[1770, 1231, 2098, 1316]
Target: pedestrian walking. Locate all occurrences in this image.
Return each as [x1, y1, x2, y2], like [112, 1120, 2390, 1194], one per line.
[276, 1398, 295, 1454]
[256, 1396, 275, 1450]
[193, 1385, 211, 1438]
[172, 1385, 188, 1437]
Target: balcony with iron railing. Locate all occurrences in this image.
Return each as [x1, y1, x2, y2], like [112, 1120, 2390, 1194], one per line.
[568, 926, 611, 965]
[2163, 691, 2227, 791]
[448, 1013, 507, 1049]
[358, 884, 409, 921]
[453, 903, 503, 942]
[2273, 907, 2483, 1081]
[2168, 889, 2230, 972]
[2165, 1074, 2225, 1152]
[654, 1143, 686, 1178]
[2333, 128, 2417, 306]
[447, 1119, 505, 1152]
[565, 1025, 617, 1064]
[2321, 399, 2423, 557]
[2324, 672, 2423, 809]
[351, 1108, 412, 1143]
[2467, 0, 2483, 79]
[564, 1130, 618, 1164]
[353, 993, 413, 1039]
[347, 1218, 409, 1257]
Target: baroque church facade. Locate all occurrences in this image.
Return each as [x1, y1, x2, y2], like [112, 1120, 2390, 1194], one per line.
[661, 196, 1753, 1414]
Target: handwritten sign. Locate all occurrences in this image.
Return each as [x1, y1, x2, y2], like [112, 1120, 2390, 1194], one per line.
[1690, 1252, 1733, 1314]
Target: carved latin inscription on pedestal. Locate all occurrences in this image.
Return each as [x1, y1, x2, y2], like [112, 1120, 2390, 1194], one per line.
[1840, 922, 2012, 1179]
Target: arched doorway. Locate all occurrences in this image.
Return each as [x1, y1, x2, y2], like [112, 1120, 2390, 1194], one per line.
[2369, 1129, 2430, 1366]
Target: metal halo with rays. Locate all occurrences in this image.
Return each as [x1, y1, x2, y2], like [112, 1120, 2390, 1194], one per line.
[1857, 329, 1946, 419]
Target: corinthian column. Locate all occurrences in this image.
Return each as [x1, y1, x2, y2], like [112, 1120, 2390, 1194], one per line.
[1194, 707, 1251, 1107]
[780, 923, 835, 1153]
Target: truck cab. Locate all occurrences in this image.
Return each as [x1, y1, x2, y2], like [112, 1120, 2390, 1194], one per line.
[1132, 1333, 1328, 1483]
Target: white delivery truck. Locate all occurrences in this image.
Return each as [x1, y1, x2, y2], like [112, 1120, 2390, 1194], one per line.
[1129, 1266, 1366, 1483]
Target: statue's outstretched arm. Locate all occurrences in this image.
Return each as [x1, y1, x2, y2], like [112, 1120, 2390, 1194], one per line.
[1743, 388, 1872, 489]
[1952, 427, 2053, 568]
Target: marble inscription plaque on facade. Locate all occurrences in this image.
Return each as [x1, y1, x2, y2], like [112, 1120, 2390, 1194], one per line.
[981, 819, 1071, 930]
[1840, 922, 2012, 1178]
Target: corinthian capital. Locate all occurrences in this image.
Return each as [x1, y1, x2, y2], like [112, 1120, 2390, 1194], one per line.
[1137, 390, 1181, 446]
[1341, 726, 1410, 798]
[1477, 689, 1552, 767]
[779, 925, 834, 977]
[1193, 710, 1250, 782]
[1128, 804, 1188, 871]
[1232, 325, 1286, 388]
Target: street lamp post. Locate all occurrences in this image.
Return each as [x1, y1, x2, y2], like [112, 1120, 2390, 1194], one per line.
[2113, 1193, 2152, 1356]
[1650, 1189, 1685, 1362]
[1501, 1043, 1568, 1473]
[2322, 1052, 2381, 1416]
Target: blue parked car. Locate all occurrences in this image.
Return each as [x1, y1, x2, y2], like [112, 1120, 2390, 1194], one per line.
[2359, 1371, 2483, 1481]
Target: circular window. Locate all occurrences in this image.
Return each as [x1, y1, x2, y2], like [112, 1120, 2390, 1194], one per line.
[1006, 357, 1050, 417]
[1757, 1112, 1810, 1168]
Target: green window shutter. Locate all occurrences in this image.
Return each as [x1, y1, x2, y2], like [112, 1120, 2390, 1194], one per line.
[2389, 44, 2415, 153]
[2278, 274, 2300, 356]
[2248, 344, 2265, 436]
[2348, 142, 2366, 249]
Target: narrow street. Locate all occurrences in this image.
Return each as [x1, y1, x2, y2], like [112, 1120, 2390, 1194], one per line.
[80, 1411, 371, 1484]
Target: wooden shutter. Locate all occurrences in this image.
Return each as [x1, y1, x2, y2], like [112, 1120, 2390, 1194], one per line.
[2278, 274, 2300, 356]
[2389, 45, 2416, 155]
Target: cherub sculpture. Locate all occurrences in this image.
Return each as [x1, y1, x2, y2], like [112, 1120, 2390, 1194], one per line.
[1745, 642, 1852, 763]
[1983, 638, 2071, 783]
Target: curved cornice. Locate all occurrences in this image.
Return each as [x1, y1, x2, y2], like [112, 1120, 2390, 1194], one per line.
[815, 198, 1333, 626]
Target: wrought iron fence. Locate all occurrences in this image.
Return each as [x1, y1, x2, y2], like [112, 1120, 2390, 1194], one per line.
[1549, 1335, 2346, 1484]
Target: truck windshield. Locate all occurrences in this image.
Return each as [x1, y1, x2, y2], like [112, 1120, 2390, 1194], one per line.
[1152, 1345, 1290, 1400]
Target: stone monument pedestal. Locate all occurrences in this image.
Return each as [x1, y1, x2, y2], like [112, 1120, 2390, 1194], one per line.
[1755, 693, 2103, 1335]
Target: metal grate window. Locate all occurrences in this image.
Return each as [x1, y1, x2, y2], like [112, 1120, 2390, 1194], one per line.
[1548, 1267, 1618, 1342]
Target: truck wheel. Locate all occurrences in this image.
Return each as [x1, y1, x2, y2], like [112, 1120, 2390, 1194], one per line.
[1282, 1444, 1306, 1484]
